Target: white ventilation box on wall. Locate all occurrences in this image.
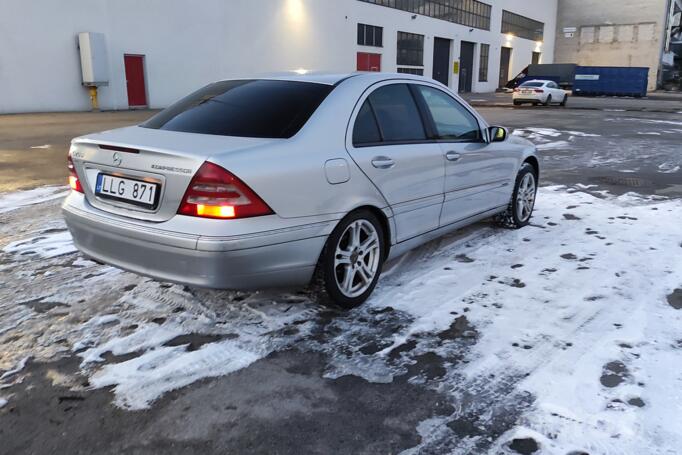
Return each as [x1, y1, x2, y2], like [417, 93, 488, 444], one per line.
[78, 32, 109, 86]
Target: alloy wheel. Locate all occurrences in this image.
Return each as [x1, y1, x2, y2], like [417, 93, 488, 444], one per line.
[334, 219, 381, 298]
[516, 172, 536, 222]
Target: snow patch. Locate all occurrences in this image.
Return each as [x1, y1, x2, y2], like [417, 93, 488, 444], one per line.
[90, 341, 261, 410]
[3, 230, 76, 259]
[0, 186, 68, 214]
[563, 130, 601, 137]
[1, 357, 29, 381]
[536, 140, 571, 150]
[658, 163, 680, 174]
[76, 291, 319, 410]
[359, 187, 682, 454]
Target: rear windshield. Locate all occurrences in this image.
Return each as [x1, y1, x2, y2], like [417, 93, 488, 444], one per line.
[519, 82, 545, 87]
[142, 80, 334, 138]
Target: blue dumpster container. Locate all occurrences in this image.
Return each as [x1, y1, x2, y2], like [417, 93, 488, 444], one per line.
[573, 66, 649, 97]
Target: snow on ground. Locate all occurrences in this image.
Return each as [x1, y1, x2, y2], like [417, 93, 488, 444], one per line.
[1, 185, 681, 454]
[3, 228, 76, 259]
[0, 185, 68, 214]
[314, 187, 682, 454]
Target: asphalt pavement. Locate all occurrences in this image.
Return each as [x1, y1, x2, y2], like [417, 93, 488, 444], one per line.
[1, 101, 681, 454]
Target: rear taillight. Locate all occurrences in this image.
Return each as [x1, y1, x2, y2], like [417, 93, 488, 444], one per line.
[178, 162, 273, 219]
[67, 154, 84, 193]
[533, 89, 544, 93]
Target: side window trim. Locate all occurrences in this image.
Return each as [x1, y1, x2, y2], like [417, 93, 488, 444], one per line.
[410, 83, 485, 144]
[366, 98, 385, 142]
[407, 83, 438, 140]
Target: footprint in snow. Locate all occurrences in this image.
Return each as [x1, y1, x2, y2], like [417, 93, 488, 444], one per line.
[454, 254, 475, 263]
[667, 289, 682, 310]
[600, 361, 630, 388]
[508, 437, 539, 454]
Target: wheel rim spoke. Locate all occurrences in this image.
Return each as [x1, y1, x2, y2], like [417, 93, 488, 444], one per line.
[359, 234, 378, 252]
[342, 267, 356, 293]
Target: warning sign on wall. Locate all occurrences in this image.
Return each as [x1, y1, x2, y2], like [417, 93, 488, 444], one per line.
[453, 61, 459, 74]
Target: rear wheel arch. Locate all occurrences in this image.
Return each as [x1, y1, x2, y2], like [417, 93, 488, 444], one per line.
[356, 205, 391, 260]
[314, 205, 390, 308]
[327, 205, 392, 261]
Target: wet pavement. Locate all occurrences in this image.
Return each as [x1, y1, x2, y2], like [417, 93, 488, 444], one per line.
[1, 104, 681, 454]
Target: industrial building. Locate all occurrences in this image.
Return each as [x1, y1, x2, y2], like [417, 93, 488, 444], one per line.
[553, 0, 682, 91]
[0, 0, 556, 113]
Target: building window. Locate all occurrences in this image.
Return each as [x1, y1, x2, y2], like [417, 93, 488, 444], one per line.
[479, 43, 489, 82]
[358, 23, 383, 47]
[501, 10, 544, 41]
[358, 0, 491, 31]
[397, 31, 424, 67]
[397, 67, 424, 75]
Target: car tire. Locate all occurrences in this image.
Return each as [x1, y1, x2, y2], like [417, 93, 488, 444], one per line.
[319, 209, 385, 309]
[513, 100, 520, 106]
[494, 163, 538, 229]
[560, 95, 567, 106]
[543, 94, 552, 106]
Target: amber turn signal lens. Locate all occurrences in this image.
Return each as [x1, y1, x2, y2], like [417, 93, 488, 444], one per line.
[196, 204, 235, 219]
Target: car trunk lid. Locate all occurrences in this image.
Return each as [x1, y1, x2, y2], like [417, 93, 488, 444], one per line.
[70, 125, 276, 222]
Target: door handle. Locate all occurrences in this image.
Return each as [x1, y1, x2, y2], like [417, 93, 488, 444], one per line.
[371, 156, 395, 169]
[445, 151, 462, 162]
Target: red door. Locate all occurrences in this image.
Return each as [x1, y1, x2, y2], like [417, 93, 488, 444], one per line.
[124, 55, 147, 107]
[357, 52, 381, 72]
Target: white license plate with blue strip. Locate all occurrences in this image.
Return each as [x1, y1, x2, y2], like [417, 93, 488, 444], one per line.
[95, 174, 159, 209]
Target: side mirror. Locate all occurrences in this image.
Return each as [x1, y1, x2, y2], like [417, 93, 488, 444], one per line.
[488, 126, 508, 142]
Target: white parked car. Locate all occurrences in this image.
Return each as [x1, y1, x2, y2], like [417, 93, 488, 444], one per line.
[513, 80, 567, 107]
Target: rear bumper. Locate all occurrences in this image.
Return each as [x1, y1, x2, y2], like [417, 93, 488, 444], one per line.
[513, 95, 544, 102]
[62, 197, 330, 290]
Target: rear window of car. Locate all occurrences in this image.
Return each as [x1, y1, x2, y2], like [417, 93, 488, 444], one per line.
[142, 80, 334, 139]
[519, 82, 545, 87]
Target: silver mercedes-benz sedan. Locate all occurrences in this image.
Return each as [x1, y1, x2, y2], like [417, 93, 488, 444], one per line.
[63, 72, 539, 308]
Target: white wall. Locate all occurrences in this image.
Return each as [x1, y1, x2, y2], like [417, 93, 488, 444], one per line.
[0, 0, 557, 113]
[348, 0, 557, 93]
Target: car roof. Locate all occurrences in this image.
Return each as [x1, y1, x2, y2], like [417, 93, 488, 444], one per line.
[215, 71, 438, 86]
[522, 79, 552, 84]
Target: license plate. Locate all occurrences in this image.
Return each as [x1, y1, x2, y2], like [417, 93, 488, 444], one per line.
[96, 174, 159, 209]
[521, 90, 533, 94]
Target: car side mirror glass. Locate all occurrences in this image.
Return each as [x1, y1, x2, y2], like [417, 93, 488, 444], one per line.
[488, 126, 507, 142]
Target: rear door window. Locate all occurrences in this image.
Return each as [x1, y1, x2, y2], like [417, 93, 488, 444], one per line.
[414, 85, 481, 141]
[353, 100, 382, 145]
[143, 80, 334, 138]
[366, 84, 426, 143]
